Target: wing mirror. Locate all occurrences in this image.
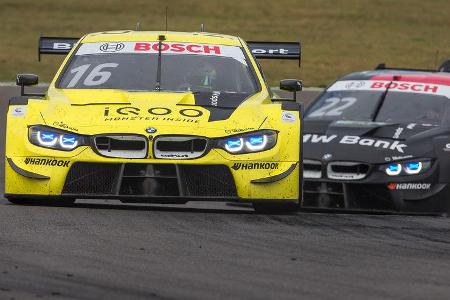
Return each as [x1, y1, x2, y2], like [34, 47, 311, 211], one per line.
[16, 74, 39, 96]
[280, 79, 302, 100]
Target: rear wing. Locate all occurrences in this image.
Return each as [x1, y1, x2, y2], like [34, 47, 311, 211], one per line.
[376, 61, 450, 73]
[38, 36, 302, 67]
[438, 60, 450, 72]
[247, 41, 301, 67]
[38, 36, 79, 61]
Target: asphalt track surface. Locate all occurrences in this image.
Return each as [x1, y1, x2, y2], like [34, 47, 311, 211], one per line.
[1, 86, 450, 300]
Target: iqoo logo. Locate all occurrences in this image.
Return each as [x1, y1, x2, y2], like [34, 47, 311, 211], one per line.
[103, 106, 203, 122]
[104, 107, 204, 118]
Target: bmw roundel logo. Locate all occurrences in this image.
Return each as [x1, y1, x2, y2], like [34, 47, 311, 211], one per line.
[145, 127, 157, 134]
[322, 153, 333, 161]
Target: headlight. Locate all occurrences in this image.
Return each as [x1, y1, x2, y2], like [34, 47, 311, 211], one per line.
[216, 130, 277, 154]
[385, 163, 402, 176]
[29, 126, 88, 151]
[382, 159, 431, 176]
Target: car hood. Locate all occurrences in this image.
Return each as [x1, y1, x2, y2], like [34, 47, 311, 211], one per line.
[304, 119, 450, 164]
[39, 89, 269, 136]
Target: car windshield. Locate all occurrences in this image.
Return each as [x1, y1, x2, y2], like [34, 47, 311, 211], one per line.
[306, 81, 450, 126]
[57, 41, 258, 93]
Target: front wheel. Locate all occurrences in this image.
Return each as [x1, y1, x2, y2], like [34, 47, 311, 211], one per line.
[252, 201, 299, 214]
[6, 197, 75, 207]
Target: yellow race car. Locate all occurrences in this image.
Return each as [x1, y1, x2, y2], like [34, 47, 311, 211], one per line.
[5, 30, 303, 213]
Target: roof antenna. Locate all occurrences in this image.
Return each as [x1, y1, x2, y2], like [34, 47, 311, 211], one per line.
[200, 24, 205, 32]
[434, 49, 440, 70]
[165, 6, 168, 31]
[136, 22, 140, 31]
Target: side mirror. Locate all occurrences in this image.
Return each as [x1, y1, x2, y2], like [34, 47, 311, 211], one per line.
[16, 74, 39, 96]
[280, 79, 302, 100]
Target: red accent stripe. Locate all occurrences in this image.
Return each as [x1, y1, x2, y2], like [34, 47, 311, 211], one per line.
[370, 74, 450, 86]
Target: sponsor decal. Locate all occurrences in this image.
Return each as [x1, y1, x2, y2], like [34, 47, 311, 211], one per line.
[387, 183, 431, 190]
[103, 106, 204, 123]
[225, 128, 254, 134]
[210, 91, 220, 106]
[99, 42, 125, 53]
[370, 82, 438, 93]
[231, 162, 279, 171]
[385, 155, 413, 162]
[10, 107, 26, 117]
[76, 42, 248, 65]
[393, 127, 404, 139]
[24, 158, 70, 167]
[251, 48, 290, 55]
[159, 154, 189, 158]
[52, 43, 73, 50]
[443, 143, 450, 152]
[282, 111, 296, 123]
[303, 134, 407, 153]
[53, 121, 78, 132]
[345, 81, 366, 89]
[328, 80, 450, 98]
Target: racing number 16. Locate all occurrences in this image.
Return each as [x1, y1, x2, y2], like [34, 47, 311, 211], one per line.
[67, 63, 118, 88]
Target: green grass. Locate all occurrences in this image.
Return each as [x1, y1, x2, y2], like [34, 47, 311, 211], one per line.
[0, 0, 450, 86]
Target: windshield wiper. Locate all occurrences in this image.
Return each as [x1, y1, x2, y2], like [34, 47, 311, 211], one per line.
[154, 35, 166, 91]
[371, 75, 400, 121]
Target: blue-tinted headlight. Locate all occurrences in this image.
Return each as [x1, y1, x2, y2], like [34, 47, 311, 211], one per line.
[37, 131, 58, 146]
[245, 135, 268, 151]
[30, 126, 85, 151]
[385, 163, 401, 176]
[224, 138, 244, 152]
[59, 134, 79, 149]
[382, 159, 431, 176]
[219, 130, 277, 154]
[404, 161, 422, 175]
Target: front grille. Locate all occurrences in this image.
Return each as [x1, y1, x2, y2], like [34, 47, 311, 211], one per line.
[63, 163, 121, 194]
[94, 135, 148, 158]
[62, 163, 237, 198]
[179, 165, 237, 197]
[327, 162, 370, 180]
[303, 159, 322, 179]
[154, 136, 208, 159]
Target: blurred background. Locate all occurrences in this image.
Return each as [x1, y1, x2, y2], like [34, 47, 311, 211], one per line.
[0, 0, 449, 87]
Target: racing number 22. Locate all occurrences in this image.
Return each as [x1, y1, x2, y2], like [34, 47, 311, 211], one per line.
[67, 63, 118, 88]
[309, 97, 357, 117]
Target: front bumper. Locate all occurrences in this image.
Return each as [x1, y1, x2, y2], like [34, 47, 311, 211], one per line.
[302, 159, 450, 213]
[5, 155, 300, 203]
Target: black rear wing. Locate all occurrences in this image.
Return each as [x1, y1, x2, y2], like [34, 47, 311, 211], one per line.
[38, 36, 79, 61]
[38, 36, 302, 67]
[375, 63, 438, 73]
[247, 41, 301, 66]
[438, 60, 450, 72]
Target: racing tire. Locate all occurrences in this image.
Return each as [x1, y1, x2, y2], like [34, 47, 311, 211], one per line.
[252, 201, 299, 214]
[6, 197, 76, 207]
